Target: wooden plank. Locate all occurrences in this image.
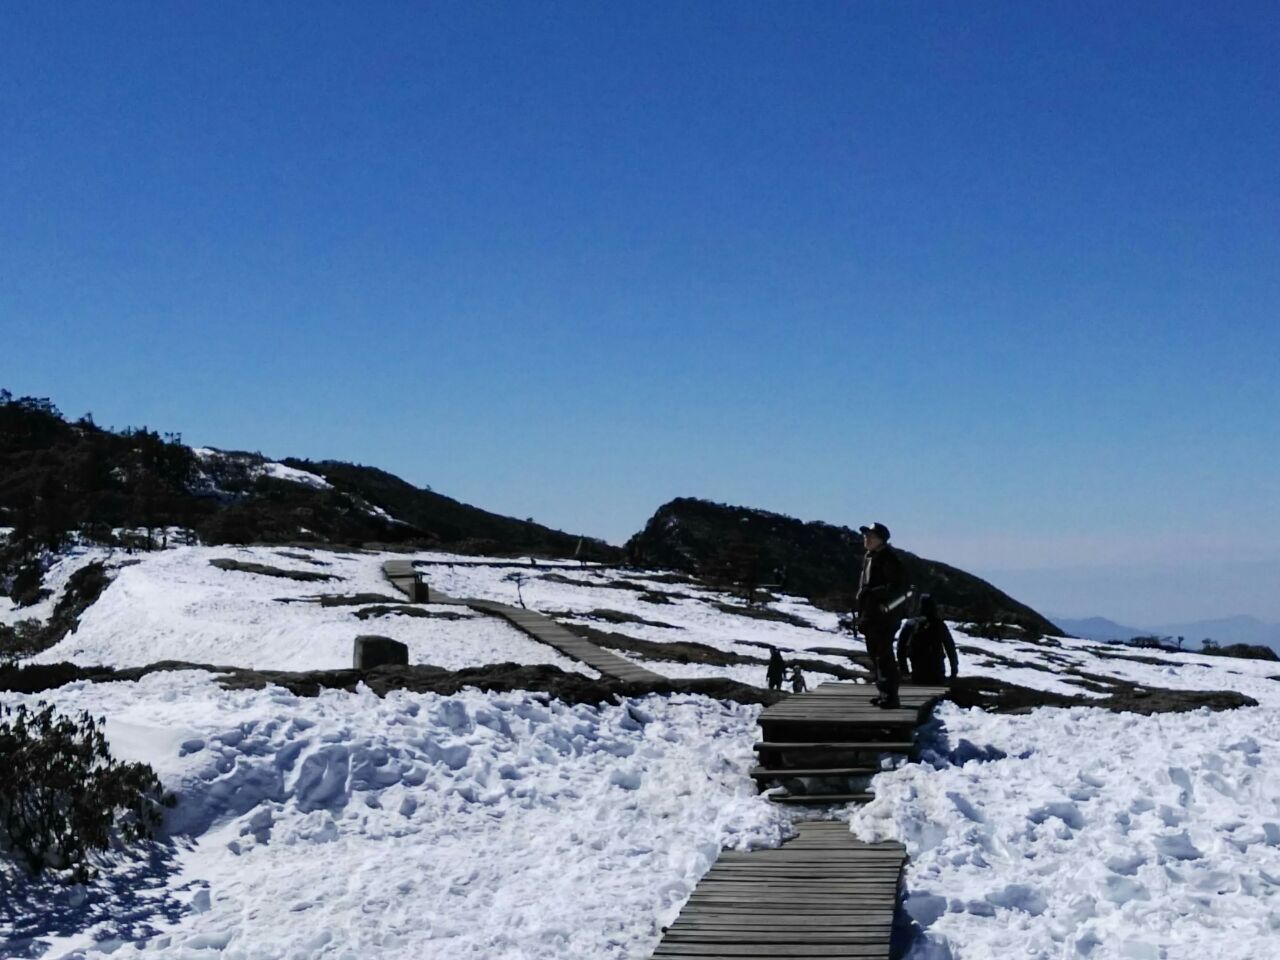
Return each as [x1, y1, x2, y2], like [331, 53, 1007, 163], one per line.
[689, 892, 896, 902]
[670, 914, 894, 924]
[677, 886, 889, 893]
[754, 742, 915, 751]
[750, 767, 878, 778]
[667, 927, 892, 934]
[382, 567, 665, 682]
[653, 945, 889, 957]
[766, 792, 876, 805]
[716, 855, 906, 860]
[701, 864, 900, 875]
[700, 874, 901, 884]
[703, 863, 902, 870]
[651, 824, 904, 958]
[668, 925, 893, 933]
[670, 916, 894, 925]
[663, 932, 889, 943]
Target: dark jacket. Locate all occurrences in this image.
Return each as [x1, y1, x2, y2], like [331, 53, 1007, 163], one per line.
[897, 616, 958, 681]
[766, 648, 786, 688]
[856, 544, 910, 628]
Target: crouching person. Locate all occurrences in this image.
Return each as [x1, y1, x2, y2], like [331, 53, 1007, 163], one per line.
[897, 595, 959, 684]
[789, 664, 807, 694]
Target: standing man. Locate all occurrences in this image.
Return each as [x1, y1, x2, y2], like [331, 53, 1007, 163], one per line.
[765, 646, 786, 691]
[856, 522, 910, 709]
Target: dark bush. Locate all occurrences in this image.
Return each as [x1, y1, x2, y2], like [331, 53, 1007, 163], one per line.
[0, 620, 46, 666]
[0, 661, 99, 693]
[0, 703, 174, 882]
[1207, 643, 1280, 662]
[9, 557, 51, 608]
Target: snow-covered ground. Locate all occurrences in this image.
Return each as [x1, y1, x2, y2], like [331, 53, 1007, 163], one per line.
[4, 544, 1280, 959]
[1, 671, 785, 959]
[854, 703, 1280, 959]
[24, 547, 597, 677]
[23, 545, 865, 686]
[421, 560, 859, 684]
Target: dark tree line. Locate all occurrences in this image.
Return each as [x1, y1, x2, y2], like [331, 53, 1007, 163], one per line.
[0, 391, 616, 596]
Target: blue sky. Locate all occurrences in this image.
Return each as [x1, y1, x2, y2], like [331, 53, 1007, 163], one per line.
[2, 2, 1277, 623]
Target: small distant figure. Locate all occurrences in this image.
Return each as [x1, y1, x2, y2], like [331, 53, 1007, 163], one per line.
[766, 646, 786, 691]
[896, 595, 959, 685]
[789, 664, 807, 694]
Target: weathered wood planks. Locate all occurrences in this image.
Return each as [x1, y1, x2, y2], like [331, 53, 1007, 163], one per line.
[380, 559, 664, 682]
[753, 682, 946, 805]
[758, 684, 947, 731]
[651, 822, 906, 959]
[465, 598, 665, 682]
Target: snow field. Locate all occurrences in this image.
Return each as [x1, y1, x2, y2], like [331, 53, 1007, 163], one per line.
[421, 562, 866, 683]
[25, 547, 870, 686]
[12, 543, 1280, 960]
[1, 670, 789, 959]
[953, 629, 1280, 708]
[29, 546, 597, 676]
[851, 701, 1280, 960]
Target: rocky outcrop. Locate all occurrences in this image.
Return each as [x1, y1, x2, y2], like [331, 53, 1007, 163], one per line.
[625, 497, 1060, 636]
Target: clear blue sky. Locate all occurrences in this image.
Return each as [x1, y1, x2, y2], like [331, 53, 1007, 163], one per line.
[2, 2, 1277, 624]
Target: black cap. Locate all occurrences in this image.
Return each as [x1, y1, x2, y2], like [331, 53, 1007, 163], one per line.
[859, 522, 891, 541]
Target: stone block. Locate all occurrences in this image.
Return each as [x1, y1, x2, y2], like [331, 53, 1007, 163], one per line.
[354, 635, 409, 670]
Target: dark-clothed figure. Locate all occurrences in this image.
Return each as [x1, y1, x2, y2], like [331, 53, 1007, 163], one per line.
[856, 522, 910, 709]
[789, 665, 807, 694]
[896, 595, 959, 684]
[766, 646, 786, 691]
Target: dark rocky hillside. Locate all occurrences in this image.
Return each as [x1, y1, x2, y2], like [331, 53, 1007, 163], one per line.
[625, 497, 1060, 635]
[2, 392, 1051, 633]
[0, 392, 617, 564]
[283, 459, 618, 560]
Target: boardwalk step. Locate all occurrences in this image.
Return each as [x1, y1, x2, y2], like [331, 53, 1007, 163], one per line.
[650, 822, 902, 958]
[767, 791, 876, 805]
[753, 741, 914, 752]
[750, 766, 877, 778]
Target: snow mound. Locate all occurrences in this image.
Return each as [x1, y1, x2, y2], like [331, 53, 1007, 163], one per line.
[851, 701, 1280, 959]
[2, 671, 787, 958]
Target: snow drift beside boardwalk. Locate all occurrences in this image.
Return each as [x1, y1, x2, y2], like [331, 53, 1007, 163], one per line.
[1, 670, 787, 959]
[852, 702, 1280, 960]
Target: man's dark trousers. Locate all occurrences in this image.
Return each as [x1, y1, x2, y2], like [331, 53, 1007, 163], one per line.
[864, 622, 900, 702]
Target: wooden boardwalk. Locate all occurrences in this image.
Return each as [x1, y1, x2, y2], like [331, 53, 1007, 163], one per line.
[653, 683, 945, 958]
[755, 682, 947, 805]
[653, 822, 906, 960]
[758, 683, 948, 740]
[381, 559, 664, 683]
